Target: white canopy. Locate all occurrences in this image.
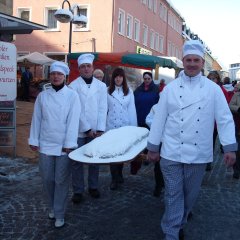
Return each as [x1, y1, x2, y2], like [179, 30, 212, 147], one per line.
[17, 52, 55, 65]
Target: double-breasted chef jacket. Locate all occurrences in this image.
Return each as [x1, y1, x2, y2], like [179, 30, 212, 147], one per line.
[29, 86, 81, 156]
[147, 72, 237, 164]
[69, 76, 108, 137]
[106, 86, 137, 130]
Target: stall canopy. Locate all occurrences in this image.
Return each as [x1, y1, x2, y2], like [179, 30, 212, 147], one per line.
[0, 12, 47, 35]
[0, 12, 48, 42]
[68, 52, 177, 69]
[160, 56, 183, 68]
[17, 52, 55, 65]
[68, 52, 177, 82]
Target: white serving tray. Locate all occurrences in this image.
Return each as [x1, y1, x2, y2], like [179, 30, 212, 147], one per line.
[69, 137, 148, 164]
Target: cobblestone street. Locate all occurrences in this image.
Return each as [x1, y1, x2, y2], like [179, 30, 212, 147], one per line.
[1, 145, 240, 240]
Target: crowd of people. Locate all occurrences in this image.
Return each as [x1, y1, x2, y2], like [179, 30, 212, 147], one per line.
[28, 40, 238, 240]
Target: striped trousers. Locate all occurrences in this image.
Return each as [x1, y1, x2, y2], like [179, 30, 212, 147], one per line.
[39, 153, 71, 219]
[160, 158, 206, 240]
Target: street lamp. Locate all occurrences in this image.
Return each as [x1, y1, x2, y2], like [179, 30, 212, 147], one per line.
[54, 0, 88, 53]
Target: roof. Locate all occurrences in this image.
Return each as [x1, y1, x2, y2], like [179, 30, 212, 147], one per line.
[0, 12, 47, 35]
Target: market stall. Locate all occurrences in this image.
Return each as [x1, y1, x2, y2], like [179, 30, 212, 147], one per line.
[67, 52, 177, 84]
[17, 52, 55, 99]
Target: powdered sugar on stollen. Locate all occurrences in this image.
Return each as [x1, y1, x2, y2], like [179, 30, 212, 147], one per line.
[83, 126, 149, 158]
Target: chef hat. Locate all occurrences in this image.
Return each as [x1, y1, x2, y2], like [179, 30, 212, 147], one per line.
[77, 53, 95, 66]
[183, 40, 205, 59]
[50, 61, 70, 76]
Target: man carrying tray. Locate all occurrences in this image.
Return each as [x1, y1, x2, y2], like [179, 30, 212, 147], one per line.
[69, 53, 108, 203]
[147, 40, 237, 240]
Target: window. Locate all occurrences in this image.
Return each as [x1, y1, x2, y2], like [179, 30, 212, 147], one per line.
[126, 14, 133, 39]
[171, 44, 175, 57]
[153, 0, 157, 13]
[168, 12, 173, 27]
[134, 18, 140, 42]
[159, 36, 164, 53]
[45, 7, 58, 30]
[167, 42, 171, 56]
[155, 33, 159, 51]
[143, 24, 148, 46]
[175, 48, 180, 59]
[118, 9, 125, 35]
[150, 29, 155, 49]
[159, 3, 164, 19]
[148, 0, 153, 10]
[160, 4, 167, 22]
[73, 5, 89, 31]
[18, 8, 30, 21]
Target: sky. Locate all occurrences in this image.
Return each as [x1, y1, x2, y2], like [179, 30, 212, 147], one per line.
[170, 0, 240, 70]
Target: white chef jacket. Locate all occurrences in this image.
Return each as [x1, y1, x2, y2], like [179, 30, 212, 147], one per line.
[69, 76, 107, 137]
[28, 86, 81, 156]
[147, 72, 237, 164]
[106, 86, 137, 130]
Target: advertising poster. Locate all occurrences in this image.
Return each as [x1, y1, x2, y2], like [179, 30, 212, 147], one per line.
[0, 41, 17, 101]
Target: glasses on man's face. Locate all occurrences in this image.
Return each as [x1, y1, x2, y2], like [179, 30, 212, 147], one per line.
[144, 77, 151, 80]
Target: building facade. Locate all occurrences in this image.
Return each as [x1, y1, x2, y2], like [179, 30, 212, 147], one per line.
[13, 0, 184, 62]
[229, 63, 240, 81]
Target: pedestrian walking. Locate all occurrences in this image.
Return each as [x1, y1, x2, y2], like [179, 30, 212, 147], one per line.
[69, 53, 108, 203]
[21, 66, 33, 101]
[106, 67, 137, 190]
[147, 40, 237, 240]
[29, 61, 80, 228]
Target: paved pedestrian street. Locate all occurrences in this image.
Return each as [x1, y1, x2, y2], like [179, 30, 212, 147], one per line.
[1, 144, 240, 240]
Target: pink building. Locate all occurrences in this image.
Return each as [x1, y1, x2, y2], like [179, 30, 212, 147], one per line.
[13, 0, 184, 62]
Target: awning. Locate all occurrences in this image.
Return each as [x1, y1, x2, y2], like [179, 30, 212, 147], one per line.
[68, 52, 177, 82]
[0, 12, 47, 35]
[17, 52, 55, 65]
[160, 56, 183, 68]
[68, 52, 177, 70]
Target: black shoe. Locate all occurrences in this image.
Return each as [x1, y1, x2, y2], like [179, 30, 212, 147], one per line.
[233, 172, 240, 179]
[118, 176, 124, 184]
[179, 229, 184, 240]
[143, 160, 149, 166]
[205, 163, 212, 171]
[110, 181, 118, 190]
[153, 186, 162, 197]
[88, 188, 100, 198]
[187, 211, 193, 221]
[72, 193, 83, 204]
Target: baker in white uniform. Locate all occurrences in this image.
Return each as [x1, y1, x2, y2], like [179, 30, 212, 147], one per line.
[69, 53, 107, 203]
[147, 40, 237, 240]
[29, 61, 80, 228]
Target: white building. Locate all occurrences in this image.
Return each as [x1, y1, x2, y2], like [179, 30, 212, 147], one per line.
[229, 62, 240, 81]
